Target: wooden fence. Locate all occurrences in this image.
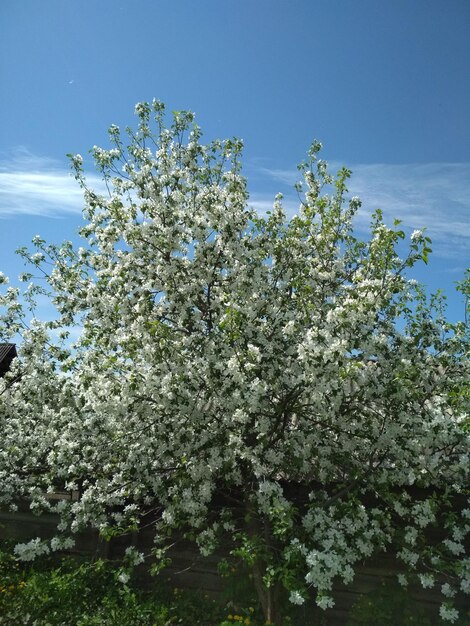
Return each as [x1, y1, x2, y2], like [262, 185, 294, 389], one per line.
[0, 502, 468, 625]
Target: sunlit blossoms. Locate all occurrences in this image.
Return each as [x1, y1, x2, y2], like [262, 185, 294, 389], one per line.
[0, 101, 468, 625]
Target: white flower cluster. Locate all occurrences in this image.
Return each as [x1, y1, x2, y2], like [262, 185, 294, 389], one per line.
[289, 590, 305, 605]
[439, 604, 459, 623]
[411, 229, 424, 241]
[124, 546, 144, 566]
[14, 538, 50, 561]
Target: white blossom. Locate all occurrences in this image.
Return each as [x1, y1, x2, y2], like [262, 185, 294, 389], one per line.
[439, 604, 459, 623]
[289, 590, 306, 605]
[411, 229, 424, 241]
[419, 573, 435, 589]
[117, 571, 130, 584]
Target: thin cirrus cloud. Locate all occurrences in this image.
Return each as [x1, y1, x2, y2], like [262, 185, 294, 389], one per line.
[253, 161, 470, 260]
[0, 148, 102, 218]
[1, 149, 469, 262]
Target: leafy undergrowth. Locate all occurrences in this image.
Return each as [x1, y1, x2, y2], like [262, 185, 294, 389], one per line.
[0, 544, 230, 626]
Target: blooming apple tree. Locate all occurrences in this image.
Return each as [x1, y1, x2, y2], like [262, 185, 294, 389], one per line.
[0, 101, 469, 624]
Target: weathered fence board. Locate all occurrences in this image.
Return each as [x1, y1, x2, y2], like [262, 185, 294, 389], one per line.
[1, 505, 468, 624]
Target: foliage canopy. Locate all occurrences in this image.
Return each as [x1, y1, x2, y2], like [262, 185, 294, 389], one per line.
[0, 101, 468, 624]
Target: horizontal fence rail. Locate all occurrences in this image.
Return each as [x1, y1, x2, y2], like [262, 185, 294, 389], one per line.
[1, 499, 468, 625]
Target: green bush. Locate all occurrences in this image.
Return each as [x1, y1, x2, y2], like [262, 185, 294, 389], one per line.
[0, 544, 225, 625]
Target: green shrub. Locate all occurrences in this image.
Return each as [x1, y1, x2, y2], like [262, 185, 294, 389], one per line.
[0, 543, 224, 625]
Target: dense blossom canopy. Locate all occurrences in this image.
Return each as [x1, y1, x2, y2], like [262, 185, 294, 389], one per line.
[0, 101, 468, 623]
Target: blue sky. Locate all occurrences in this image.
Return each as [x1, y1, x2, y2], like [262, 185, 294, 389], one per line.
[0, 0, 469, 323]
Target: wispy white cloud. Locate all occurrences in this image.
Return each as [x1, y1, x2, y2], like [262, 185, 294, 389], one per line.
[253, 162, 470, 259]
[1, 149, 468, 263]
[0, 148, 103, 218]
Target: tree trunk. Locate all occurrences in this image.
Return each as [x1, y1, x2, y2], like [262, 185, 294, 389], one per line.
[245, 508, 283, 626]
[251, 559, 282, 626]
